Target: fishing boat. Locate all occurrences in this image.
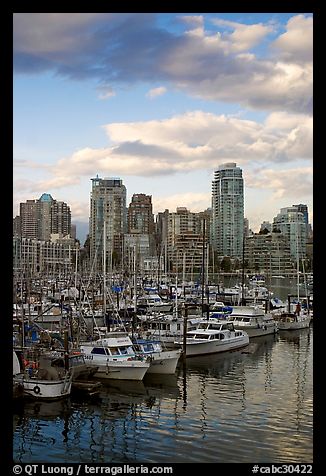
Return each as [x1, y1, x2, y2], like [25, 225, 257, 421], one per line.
[13, 351, 73, 400]
[174, 320, 249, 357]
[43, 350, 99, 381]
[80, 332, 150, 380]
[132, 338, 181, 374]
[227, 306, 279, 337]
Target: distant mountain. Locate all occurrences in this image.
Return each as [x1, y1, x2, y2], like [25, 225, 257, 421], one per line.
[73, 221, 89, 247]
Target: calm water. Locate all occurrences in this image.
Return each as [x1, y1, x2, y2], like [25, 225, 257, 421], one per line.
[13, 324, 313, 464]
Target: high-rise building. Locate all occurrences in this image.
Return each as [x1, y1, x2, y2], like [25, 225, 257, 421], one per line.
[273, 206, 307, 261]
[13, 216, 21, 237]
[19, 194, 71, 241]
[128, 194, 155, 234]
[20, 200, 38, 239]
[166, 207, 206, 275]
[89, 176, 127, 270]
[211, 162, 244, 258]
[38, 193, 53, 241]
[51, 200, 71, 237]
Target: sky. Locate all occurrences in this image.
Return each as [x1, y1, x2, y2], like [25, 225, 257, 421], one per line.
[13, 12, 313, 242]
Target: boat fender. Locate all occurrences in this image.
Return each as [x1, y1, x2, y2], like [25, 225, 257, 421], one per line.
[33, 385, 41, 394]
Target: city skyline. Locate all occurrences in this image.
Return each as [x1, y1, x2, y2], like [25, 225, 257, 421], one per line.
[13, 13, 313, 239]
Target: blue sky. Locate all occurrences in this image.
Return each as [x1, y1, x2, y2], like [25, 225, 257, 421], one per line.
[13, 13, 313, 241]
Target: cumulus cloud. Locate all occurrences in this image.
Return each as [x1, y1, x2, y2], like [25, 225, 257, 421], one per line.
[271, 15, 313, 63]
[146, 86, 167, 99]
[14, 109, 312, 207]
[245, 166, 313, 199]
[153, 192, 210, 214]
[13, 13, 312, 113]
[211, 18, 273, 52]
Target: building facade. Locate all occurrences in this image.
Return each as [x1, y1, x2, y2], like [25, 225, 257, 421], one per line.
[13, 236, 76, 275]
[244, 232, 293, 274]
[89, 176, 127, 271]
[128, 194, 155, 235]
[273, 206, 307, 261]
[19, 194, 71, 242]
[211, 162, 244, 259]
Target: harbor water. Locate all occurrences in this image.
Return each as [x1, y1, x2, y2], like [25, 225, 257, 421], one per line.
[13, 324, 313, 464]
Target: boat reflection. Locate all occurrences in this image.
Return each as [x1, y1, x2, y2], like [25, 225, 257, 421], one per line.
[14, 397, 72, 421]
[278, 326, 311, 345]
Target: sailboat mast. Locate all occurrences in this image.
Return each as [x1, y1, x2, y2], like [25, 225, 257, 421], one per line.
[133, 245, 137, 313]
[103, 221, 107, 329]
[201, 218, 206, 315]
[241, 232, 245, 305]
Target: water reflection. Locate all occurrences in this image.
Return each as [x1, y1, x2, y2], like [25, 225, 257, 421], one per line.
[13, 327, 313, 463]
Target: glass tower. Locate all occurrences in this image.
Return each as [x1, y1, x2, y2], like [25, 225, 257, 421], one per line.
[211, 163, 244, 259]
[89, 176, 127, 271]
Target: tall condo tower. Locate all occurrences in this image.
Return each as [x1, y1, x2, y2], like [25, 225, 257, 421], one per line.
[19, 193, 71, 241]
[89, 176, 127, 271]
[211, 162, 244, 259]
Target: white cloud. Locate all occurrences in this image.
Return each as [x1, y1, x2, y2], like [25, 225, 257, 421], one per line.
[212, 18, 273, 52]
[153, 192, 210, 214]
[146, 86, 167, 99]
[245, 167, 313, 199]
[11, 110, 308, 214]
[272, 15, 313, 63]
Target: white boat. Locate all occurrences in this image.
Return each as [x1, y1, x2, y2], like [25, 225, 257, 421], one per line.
[139, 314, 203, 348]
[13, 351, 72, 400]
[80, 332, 150, 380]
[13, 372, 73, 399]
[228, 306, 279, 337]
[174, 320, 249, 357]
[272, 311, 312, 330]
[137, 294, 173, 313]
[132, 338, 181, 374]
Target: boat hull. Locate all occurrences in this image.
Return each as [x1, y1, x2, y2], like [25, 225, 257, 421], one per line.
[277, 319, 311, 331]
[146, 350, 181, 374]
[232, 325, 278, 338]
[13, 374, 72, 400]
[183, 336, 249, 357]
[273, 313, 312, 331]
[92, 360, 150, 380]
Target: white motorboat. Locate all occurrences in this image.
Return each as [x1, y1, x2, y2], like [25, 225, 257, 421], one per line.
[228, 306, 279, 337]
[139, 314, 203, 348]
[132, 338, 182, 374]
[80, 332, 150, 380]
[174, 320, 249, 357]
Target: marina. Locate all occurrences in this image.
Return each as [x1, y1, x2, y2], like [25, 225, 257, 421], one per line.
[13, 315, 313, 463]
[12, 11, 314, 469]
[12, 240, 314, 464]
